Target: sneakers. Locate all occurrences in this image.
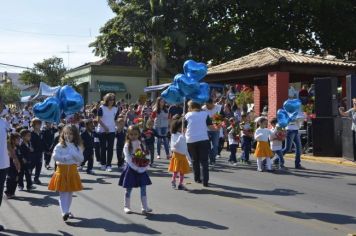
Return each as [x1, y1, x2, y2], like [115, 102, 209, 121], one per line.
[27, 185, 36, 191]
[18, 186, 24, 191]
[34, 179, 42, 185]
[106, 166, 112, 172]
[68, 212, 75, 219]
[171, 181, 176, 189]
[257, 168, 263, 172]
[232, 162, 238, 166]
[45, 164, 52, 170]
[62, 213, 69, 222]
[77, 166, 83, 171]
[4, 193, 14, 199]
[177, 184, 186, 190]
[100, 165, 106, 171]
[141, 208, 153, 214]
[216, 155, 221, 159]
[87, 170, 95, 175]
[124, 207, 132, 214]
[156, 155, 161, 159]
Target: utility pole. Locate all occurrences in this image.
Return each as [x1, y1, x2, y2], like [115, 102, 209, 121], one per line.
[61, 45, 74, 68]
[151, 38, 157, 100]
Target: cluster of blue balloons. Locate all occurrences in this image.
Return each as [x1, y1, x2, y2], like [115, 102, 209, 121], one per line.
[277, 99, 302, 128]
[161, 60, 210, 104]
[33, 85, 84, 124]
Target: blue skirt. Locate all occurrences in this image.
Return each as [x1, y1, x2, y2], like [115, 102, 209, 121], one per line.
[118, 166, 152, 188]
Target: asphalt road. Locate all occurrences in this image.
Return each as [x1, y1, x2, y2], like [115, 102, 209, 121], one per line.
[0, 151, 355, 236]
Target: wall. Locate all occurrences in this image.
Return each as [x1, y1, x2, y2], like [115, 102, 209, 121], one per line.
[89, 75, 147, 104]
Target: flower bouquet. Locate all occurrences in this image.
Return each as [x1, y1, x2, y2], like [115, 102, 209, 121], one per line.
[275, 126, 287, 141]
[212, 113, 224, 128]
[133, 117, 144, 125]
[228, 124, 240, 142]
[132, 148, 150, 167]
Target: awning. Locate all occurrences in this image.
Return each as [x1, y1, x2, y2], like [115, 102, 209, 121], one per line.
[144, 82, 224, 93]
[97, 81, 126, 92]
[144, 83, 171, 93]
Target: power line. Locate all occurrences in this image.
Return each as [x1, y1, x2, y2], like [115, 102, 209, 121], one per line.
[0, 62, 31, 70]
[0, 27, 91, 38]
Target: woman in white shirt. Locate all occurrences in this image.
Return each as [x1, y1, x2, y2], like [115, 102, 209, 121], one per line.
[97, 93, 119, 172]
[185, 101, 215, 187]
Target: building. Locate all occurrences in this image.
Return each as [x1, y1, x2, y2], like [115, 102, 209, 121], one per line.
[65, 52, 154, 104]
[0, 71, 37, 97]
[205, 47, 356, 159]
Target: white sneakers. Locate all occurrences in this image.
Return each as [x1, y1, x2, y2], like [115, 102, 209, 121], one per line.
[106, 166, 112, 172]
[124, 198, 132, 214]
[156, 155, 160, 159]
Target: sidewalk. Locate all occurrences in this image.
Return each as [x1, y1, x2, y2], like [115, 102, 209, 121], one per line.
[284, 153, 356, 168]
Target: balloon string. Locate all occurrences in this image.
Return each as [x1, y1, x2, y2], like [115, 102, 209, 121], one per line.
[182, 97, 186, 132]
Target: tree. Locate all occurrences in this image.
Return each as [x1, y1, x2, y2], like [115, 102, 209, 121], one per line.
[91, 0, 356, 75]
[90, 0, 236, 75]
[0, 83, 20, 104]
[20, 57, 67, 87]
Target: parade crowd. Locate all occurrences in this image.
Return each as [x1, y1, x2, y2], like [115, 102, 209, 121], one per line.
[0, 84, 312, 227]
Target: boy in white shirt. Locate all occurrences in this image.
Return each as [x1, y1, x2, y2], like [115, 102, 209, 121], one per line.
[269, 118, 287, 170]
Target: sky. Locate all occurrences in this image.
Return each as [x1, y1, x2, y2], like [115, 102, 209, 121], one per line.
[0, 0, 115, 73]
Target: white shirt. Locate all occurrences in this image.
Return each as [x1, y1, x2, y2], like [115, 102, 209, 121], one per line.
[254, 128, 272, 142]
[228, 132, 239, 145]
[184, 111, 210, 143]
[52, 142, 84, 165]
[269, 127, 283, 151]
[123, 140, 148, 173]
[0, 118, 9, 169]
[202, 104, 222, 118]
[98, 105, 118, 133]
[170, 132, 188, 156]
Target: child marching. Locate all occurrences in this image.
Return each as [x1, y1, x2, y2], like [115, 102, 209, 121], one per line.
[48, 125, 84, 221]
[168, 116, 190, 190]
[118, 125, 152, 214]
[254, 117, 273, 172]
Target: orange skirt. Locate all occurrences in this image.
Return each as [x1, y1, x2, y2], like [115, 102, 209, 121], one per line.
[254, 141, 273, 158]
[168, 152, 191, 174]
[48, 164, 83, 192]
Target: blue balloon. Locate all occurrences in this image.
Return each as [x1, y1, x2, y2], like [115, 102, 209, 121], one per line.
[161, 85, 184, 105]
[189, 82, 210, 104]
[283, 99, 302, 114]
[173, 74, 200, 97]
[58, 85, 84, 115]
[277, 109, 290, 128]
[33, 97, 61, 123]
[288, 111, 298, 122]
[183, 60, 208, 81]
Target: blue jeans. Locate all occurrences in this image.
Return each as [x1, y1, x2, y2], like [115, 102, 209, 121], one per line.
[208, 131, 219, 164]
[274, 150, 285, 167]
[241, 136, 252, 161]
[125, 185, 146, 198]
[283, 130, 301, 167]
[229, 144, 238, 163]
[156, 127, 169, 156]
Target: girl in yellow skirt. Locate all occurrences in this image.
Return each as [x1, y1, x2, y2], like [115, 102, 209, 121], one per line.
[254, 117, 273, 172]
[48, 125, 84, 221]
[168, 116, 191, 190]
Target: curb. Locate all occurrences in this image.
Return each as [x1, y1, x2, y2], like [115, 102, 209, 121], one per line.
[284, 154, 356, 168]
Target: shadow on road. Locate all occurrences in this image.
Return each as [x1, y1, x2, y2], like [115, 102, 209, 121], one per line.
[209, 183, 303, 196]
[146, 213, 229, 230]
[275, 211, 356, 224]
[66, 217, 161, 234]
[188, 188, 257, 199]
[12, 195, 58, 207]
[1, 230, 73, 236]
